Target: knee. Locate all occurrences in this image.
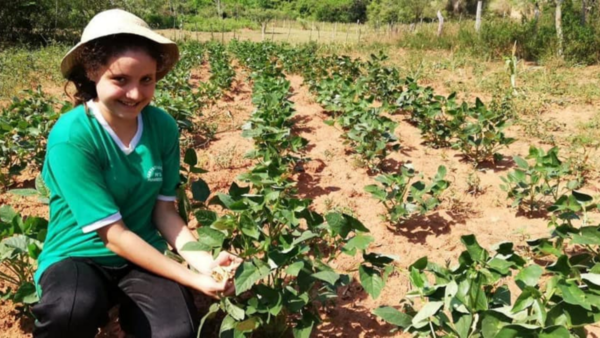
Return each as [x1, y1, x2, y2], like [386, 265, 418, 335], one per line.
[33, 287, 109, 336]
[156, 320, 196, 338]
[71, 291, 109, 322]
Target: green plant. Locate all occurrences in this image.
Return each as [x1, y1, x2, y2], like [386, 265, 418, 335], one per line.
[206, 42, 235, 91]
[177, 148, 210, 224]
[339, 108, 400, 172]
[453, 98, 516, 165]
[365, 164, 449, 226]
[154, 43, 204, 132]
[0, 205, 47, 315]
[364, 51, 404, 107]
[189, 42, 393, 337]
[501, 146, 577, 213]
[414, 92, 467, 149]
[376, 191, 600, 337]
[8, 174, 51, 204]
[375, 235, 530, 337]
[188, 179, 391, 337]
[0, 86, 71, 189]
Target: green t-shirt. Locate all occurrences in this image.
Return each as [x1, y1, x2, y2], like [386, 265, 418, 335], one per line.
[34, 101, 180, 289]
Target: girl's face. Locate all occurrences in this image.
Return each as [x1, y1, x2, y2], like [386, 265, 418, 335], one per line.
[93, 49, 157, 124]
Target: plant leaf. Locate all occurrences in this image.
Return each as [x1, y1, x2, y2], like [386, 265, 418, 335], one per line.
[359, 265, 385, 299]
[372, 306, 412, 328]
[223, 298, 245, 321]
[311, 270, 340, 285]
[411, 301, 443, 326]
[195, 209, 217, 227]
[234, 260, 271, 295]
[515, 265, 543, 289]
[191, 179, 211, 202]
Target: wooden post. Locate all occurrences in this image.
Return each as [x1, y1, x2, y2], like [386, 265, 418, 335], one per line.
[475, 0, 483, 32]
[333, 22, 337, 41]
[271, 23, 275, 41]
[437, 10, 444, 37]
[195, 22, 199, 41]
[357, 20, 361, 43]
[210, 24, 214, 40]
[556, 0, 564, 57]
[288, 23, 292, 41]
[345, 24, 349, 43]
[317, 23, 320, 41]
[221, 22, 225, 43]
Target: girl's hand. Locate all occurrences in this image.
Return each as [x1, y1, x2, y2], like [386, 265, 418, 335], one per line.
[210, 251, 243, 272]
[190, 273, 235, 299]
[184, 250, 242, 277]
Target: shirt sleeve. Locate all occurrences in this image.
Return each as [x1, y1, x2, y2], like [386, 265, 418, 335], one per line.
[45, 142, 121, 232]
[157, 115, 180, 201]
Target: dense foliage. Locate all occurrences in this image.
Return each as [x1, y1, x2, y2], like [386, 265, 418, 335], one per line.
[177, 40, 394, 337]
[4, 0, 600, 66]
[375, 190, 600, 337]
[0, 205, 47, 315]
[2, 40, 600, 337]
[0, 88, 71, 189]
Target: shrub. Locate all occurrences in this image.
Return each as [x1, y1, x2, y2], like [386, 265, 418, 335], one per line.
[144, 14, 176, 29]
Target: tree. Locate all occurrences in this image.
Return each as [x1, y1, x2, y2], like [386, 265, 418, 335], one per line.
[367, 0, 400, 25]
[556, 0, 564, 56]
[0, 0, 114, 44]
[246, 9, 281, 40]
[368, 0, 436, 23]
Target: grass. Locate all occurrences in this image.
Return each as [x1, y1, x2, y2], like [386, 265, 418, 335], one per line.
[0, 44, 66, 100]
[183, 17, 259, 32]
[570, 112, 600, 147]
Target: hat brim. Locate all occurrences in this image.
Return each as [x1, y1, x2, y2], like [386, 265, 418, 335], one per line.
[61, 27, 179, 81]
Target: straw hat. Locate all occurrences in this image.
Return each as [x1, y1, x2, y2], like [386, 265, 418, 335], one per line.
[61, 9, 179, 80]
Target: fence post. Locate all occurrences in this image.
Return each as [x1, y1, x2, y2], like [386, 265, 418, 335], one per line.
[475, 1, 483, 32]
[437, 10, 444, 37]
[357, 20, 361, 43]
[317, 23, 320, 41]
[333, 22, 337, 41]
[345, 24, 349, 43]
[272, 23, 275, 41]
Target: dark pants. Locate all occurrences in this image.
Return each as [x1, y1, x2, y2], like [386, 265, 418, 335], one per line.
[32, 257, 199, 338]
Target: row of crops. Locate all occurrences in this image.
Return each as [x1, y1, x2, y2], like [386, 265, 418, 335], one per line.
[2, 40, 600, 337]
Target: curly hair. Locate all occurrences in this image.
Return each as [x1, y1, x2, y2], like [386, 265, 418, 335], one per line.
[65, 34, 170, 106]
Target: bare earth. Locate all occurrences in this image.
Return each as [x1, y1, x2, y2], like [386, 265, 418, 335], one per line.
[2, 51, 600, 338]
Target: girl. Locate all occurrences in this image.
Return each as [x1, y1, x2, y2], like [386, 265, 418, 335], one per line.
[32, 9, 240, 338]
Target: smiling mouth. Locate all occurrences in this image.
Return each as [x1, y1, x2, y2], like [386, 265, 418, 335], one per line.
[119, 100, 140, 107]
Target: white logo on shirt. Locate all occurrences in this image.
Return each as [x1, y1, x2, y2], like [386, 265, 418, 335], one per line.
[147, 166, 163, 182]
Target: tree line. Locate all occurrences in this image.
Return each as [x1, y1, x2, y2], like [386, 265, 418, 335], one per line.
[1, 0, 599, 64]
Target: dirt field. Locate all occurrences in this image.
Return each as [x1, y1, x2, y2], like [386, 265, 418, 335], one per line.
[2, 46, 600, 337]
